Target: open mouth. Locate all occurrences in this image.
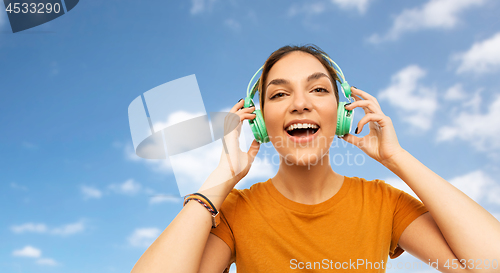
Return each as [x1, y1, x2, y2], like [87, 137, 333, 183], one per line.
[285, 124, 320, 138]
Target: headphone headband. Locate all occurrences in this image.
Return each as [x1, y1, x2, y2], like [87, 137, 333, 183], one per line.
[247, 66, 263, 99]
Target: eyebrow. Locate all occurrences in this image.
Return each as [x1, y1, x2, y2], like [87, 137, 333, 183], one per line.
[266, 72, 333, 89]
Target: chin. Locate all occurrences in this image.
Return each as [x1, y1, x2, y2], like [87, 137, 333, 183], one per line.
[278, 148, 329, 167]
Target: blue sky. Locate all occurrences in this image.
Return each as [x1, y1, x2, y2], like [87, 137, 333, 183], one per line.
[2, 0, 500, 272]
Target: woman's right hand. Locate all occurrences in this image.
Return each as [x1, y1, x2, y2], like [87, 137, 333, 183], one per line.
[218, 99, 261, 185]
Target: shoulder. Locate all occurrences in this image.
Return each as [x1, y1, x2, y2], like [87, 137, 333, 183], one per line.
[348, 176, 405, 200]
[349, 176, 398, 190]
[220, 179, 270, 209]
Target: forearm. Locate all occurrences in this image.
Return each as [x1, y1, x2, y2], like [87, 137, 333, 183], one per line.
[131, 167, 235, 273]
[382, 149, 500, 262]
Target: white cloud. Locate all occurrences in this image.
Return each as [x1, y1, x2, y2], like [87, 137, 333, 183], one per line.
[22, 141, 38, 150]
[369, 0, 487, 43]
[288, 0, 371, 17]
[36, 258, 58, 266]
[454, 32, 500, 75]
[190, 0, 204, 14]
[236, 155, 276, 190]
[444, 84, 466, 101]
[168, 128, 276, 196]
[81, 185, 102, 199]
[11, 220, 86, 236]
[383, 177, 421, 201]
[378, 65, 438, 131]
[11, 223, 48, 234]
[126, 107, 276, 196]
[10, 182, 28, 191]
[190, 0, 217, 15]
[50, 220, 86, 236]
[12, 246, 41, 258]
[80, 164, 178, 203]
[12, 246, 59, 266]
[129, 109, 205, 167]
[108, 179, 142, 195]
[128, 228, 161, 248]
[224, 18, 241, 32]
[449, 170, 500, 205]
[149, 194, 182, 204]
[152, 110, 204, 134]
[384, 169, 500, 206]
[288, 2, 327, 17]
[124, 141, 172, 174]
[50, 61, 59, 76]
[437, 94, 500, 151]
[330, 0, 372, 14]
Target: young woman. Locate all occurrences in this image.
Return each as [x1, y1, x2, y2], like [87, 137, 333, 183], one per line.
[131, 45, 500, 273]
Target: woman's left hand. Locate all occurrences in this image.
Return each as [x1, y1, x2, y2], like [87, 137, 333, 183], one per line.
[341, 86, 405, 165]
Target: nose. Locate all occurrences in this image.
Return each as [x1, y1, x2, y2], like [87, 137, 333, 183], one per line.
[290, 90, 312, 114]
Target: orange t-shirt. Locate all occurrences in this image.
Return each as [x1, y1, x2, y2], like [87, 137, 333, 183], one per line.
[210, 176, 429, 272]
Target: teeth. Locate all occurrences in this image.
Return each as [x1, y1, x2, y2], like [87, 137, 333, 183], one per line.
[286, 123, 319, 131]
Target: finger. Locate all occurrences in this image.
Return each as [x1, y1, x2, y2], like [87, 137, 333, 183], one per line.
[341, 133, 363, 147]
[356, 113, 390, 134]
[351, 93, 362, 101]
[240, 113, 257, 122]
[230, 99, 246, 113]
[247, 139, 261, 163]
[351, 87, 381, 109]
[345, 99, 384, 115]
[224, 112, 256, 138]
[239, 105, 256, 112]
[229, 107, 255, 123]
[347, 94, 370, 115]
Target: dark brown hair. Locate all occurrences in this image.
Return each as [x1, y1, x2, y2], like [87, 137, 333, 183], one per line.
[258, 44, 340, 118]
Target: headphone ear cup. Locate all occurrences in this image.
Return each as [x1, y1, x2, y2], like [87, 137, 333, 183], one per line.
[249, 109, 269, 143]
[336, 102, 354, 136]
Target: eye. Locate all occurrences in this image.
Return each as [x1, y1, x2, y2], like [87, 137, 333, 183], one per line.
[270, 92, 287, 99]
[312, 88, 329, 93]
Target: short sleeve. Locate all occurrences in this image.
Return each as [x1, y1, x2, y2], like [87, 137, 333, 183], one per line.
[389, 189, 429, 259]
[210, 189, 239, 264]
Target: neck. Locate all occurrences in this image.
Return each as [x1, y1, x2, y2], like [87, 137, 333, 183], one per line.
[271, 151, 344, 205]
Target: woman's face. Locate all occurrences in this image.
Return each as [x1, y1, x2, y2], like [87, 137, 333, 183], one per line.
[263, 51, 338, 166]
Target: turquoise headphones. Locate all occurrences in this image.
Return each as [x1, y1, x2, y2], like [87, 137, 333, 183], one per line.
[243, 54, 354, 144]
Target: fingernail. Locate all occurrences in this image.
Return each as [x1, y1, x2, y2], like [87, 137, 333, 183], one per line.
[352, 86, 357, 89]
[355, 127, 359, 134]
[344, 102, 351, 109]
[238, 98, 244, 102]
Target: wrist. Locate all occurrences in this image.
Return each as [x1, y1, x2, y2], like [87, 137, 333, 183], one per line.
[197, 166, 238, 210]
[184, 193, 221, 228]
[380, 148, 408, 171]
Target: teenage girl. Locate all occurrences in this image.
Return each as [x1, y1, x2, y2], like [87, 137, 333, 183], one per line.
[131, 45, 500, 273]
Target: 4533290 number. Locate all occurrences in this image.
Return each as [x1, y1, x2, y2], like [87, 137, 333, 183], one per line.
[5, 2, 62, 14]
